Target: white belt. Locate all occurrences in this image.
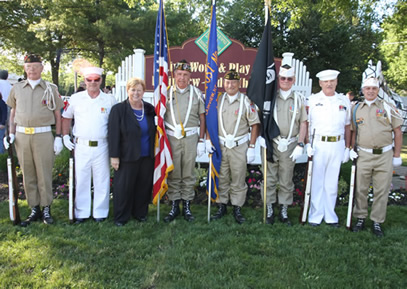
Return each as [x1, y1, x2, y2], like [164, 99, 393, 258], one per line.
[166, 127, 199, 138]
[16, 125, 51, 134]
[358, 145, 393, 155]
[273, 136, 297, 145]
[219, 134, 249, 148]
[76, 138, 107, 147]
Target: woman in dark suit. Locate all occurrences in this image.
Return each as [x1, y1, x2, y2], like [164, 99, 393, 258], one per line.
[108, 77, 156, 226]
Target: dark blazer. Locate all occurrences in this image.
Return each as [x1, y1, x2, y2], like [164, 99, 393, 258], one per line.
[108, 99, 156, 161]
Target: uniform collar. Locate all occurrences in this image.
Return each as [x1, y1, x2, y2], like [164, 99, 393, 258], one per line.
[227, 92, 240, 103]
[279, 89, 293, 100]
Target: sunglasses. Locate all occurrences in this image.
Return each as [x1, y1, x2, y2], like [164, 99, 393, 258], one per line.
[280, 77, 294, 82]
[85, 77, 101, 82]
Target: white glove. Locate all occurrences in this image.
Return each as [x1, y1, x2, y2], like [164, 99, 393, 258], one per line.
[205, 139, 215, 154]
[63, 135, 75, 151]
[393, 157, 402, 167]
[289, 145, 303, 162]
[154, 116, 158, 126]
[197, 142, 205, 157]
[349, 149, 358, 161]
[342, 147, 350, 163]
[3, 133, 15, 150]
[54, 137, 63, 155]
[247, 147, 256, 164]
[304, 143, 314, 157]
[258, 136, 267, 148]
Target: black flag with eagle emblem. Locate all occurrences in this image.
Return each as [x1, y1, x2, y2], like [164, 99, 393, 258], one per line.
[247, 14, 280, 162]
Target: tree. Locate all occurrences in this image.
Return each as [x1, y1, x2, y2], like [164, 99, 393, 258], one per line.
[380, 0, 407, 95]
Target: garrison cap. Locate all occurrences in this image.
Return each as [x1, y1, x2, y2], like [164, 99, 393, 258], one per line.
[175, 60, 191, 72]
[224, 69, 240, 80]
[362, 77, 379, 88]
[24, 54, 42, 63]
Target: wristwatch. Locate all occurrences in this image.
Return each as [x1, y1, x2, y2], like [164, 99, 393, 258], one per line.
[249, 144, 255, 148]
[298, 142, 304, 148]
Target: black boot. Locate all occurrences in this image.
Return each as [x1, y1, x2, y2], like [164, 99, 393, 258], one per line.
[233, 206, 246, 224]
[211, 204, 227, 220]
[266, 204, 274, 224]
[164, 200, 180, 223]
[182, 200, 195, 222]
[279, 205, 291, 226]
[20, 206, 42, 227]
[42, 206, 54, 225]
[352, 218, 365, 232]
[372, 222, 384, 237]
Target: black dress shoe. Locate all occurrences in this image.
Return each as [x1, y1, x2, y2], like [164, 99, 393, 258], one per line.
[136, 216, 147, 222]
[352, 218, 365, 232]
[327, 222, 340, 228]
[21, 206, 42, 226]
[94, 218, 106, 223]
[74, 218, 87, 224]
[309, 222, 320, 227]
[115, 221, 125, 227]
[372, 222, 384, 237]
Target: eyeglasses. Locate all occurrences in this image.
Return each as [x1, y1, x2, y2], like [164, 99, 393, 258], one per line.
[280, 77, 294, 82]
[85, 77, 101, 82]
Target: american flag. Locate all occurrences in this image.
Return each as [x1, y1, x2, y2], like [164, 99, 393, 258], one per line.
[152, 0, 173, 205]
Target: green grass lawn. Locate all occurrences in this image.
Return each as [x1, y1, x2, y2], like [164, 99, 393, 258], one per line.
[1, 200, 406, 288]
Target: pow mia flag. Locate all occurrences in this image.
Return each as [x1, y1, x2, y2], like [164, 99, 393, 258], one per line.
[247, 14, 280, 162]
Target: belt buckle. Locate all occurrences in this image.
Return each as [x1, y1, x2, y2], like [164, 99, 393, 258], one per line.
[372, 148, 382, 154]
[24, 127, 35, 134]
[89, 141, 98, 147]
[327, 136, 336, 142]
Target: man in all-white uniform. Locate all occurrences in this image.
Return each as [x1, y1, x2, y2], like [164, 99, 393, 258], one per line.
[261, 53, 308, 225]
[307, 70, 351, 227]
[62, 66, 117, 224]
[163, 60, 206, 223]
[211, 70, 260, 224]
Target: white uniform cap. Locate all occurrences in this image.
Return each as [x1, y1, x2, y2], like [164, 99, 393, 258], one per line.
[362, 77, 379, 88]
[80, 66, 104, 77]
[279, 52, 295, 77]
[316, 69, 340, 81]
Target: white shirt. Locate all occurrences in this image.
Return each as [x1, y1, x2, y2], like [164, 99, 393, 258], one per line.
[308, 91, 351, 136]
[62, 90, 117, 139]
[0, 79, 12, 102]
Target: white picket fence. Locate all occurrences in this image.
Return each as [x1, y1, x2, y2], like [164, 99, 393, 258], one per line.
[114, 49, 313, 164]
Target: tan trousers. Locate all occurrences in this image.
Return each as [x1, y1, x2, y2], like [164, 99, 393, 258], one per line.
[167, 134, 198, 201]
[217, 143, 248, 207]
[14, 131, 55, 207]
[261, 141, 297, 205]
[353, 149, 392, 223]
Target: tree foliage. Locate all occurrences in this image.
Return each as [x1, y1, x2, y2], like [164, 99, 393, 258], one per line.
[380, 0, 407, 95]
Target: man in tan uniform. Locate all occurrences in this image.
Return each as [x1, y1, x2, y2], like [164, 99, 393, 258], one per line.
[4, 54, 64, 226]
[211, 70, 260, 224]
[260, 53, 307, 225]
[164, 60, 206, 222]
[350, 76, 403, 237]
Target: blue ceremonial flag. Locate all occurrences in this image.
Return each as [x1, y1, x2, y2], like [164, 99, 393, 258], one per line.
[247, 12, 280, 162]
[205, 0, 221, 202]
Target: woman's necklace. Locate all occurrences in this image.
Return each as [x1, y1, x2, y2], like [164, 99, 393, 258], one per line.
[134, 101, 144, 121]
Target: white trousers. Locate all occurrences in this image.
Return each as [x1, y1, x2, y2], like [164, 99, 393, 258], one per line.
[308, 140, 344, 224]
[74, 142, 110, 219]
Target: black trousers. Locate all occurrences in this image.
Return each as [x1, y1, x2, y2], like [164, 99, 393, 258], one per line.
[113, 157, 154, 223]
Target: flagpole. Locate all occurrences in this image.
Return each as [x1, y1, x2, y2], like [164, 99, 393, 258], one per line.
[208, 155, 213, 223]
[264, 0, 270, 25]
[263, 147, 267, 223]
